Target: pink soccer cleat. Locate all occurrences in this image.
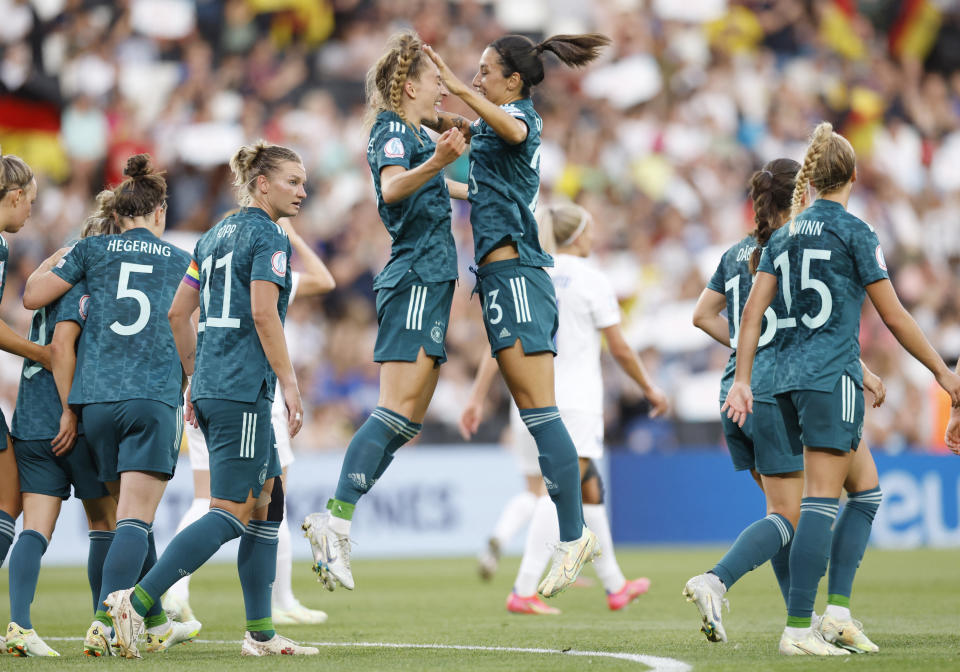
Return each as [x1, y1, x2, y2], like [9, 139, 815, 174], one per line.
[506, 592, 562, 615]
[607, 577, 651, 611]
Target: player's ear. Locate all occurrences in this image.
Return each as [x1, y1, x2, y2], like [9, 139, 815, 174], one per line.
[404, 79, 416, 99]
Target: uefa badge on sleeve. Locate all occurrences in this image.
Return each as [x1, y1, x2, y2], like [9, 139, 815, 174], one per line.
[271, 251, 287, 278]
[384, 137, 405, 158]
[875, 244, 887, 271]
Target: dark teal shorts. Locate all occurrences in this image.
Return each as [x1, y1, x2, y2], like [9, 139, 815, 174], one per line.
[194, 384, 281, 503]
[776, 374, 864, 452]
[14, 436, 108, 500]
[475, 259, 558, 356]
[0, 412, 8, 451]
[374, 273, 455, 365]
[721, 400, 803, 475]
[82, 400, 183, 482]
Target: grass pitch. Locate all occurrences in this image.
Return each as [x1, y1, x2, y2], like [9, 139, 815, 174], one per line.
[1, 547, 959, 670]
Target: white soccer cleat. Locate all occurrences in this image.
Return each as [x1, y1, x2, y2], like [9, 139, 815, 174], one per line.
[272, 601, 329, 625]
[817, 614, 879, 653]
[537, 527, 600, 598]
[302, 511, 354, 591]
[162, 592, 196, 623]
[104, 589, 144, 659]
[240, 632, 319, 656]
[5, 622, 59, 657]
[82, 620, 113, 657]
[682, 573, 729, 643]
[144, 619, 202, 652]
[779, 628, 851, 656]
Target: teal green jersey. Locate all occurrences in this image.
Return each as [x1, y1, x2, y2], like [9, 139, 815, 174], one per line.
[467, 98, 551, 267]
[366, 111, 457, 289]
[11, 283, 89, 440]
[707, 235, 783, 403]
[758, 199, 889, 394]
[52, 228, 192, 407]
[190, 207, 292, 404]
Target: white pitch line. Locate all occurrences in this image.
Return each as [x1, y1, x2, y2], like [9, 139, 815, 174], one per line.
[45, 637, 691, 671]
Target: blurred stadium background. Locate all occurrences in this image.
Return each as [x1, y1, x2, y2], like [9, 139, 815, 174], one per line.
[2, 0, 960, 562]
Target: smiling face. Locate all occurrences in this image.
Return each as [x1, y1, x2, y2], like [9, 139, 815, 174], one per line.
[406, 59, 446, 126]
[2, 178, 37, 233]
[259, 161, 307, 220]
[472, 47, 521, 105]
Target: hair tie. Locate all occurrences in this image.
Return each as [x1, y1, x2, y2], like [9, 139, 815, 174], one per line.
[761, 169, 773, 178]
[559, 211, 589, 247]
[536, 43, 545, 55]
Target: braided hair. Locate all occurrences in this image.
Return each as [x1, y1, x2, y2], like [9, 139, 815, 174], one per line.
[790, 122, 856, 225]
[364, 30, 425, 133]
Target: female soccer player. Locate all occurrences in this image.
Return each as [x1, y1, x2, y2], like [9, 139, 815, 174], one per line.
[105, 141, 317, 658]
[425, 32, 611, 597]
[0, 149, 48, 589]
[461, 203, 668, 614]
[165, 215, 334, 626]
[724, 123, 960, 656]
[685, 159, 886, 651]
[302, 30, 466, 592]
[5, 194, 124, 657]
[23, 156, 194, 657]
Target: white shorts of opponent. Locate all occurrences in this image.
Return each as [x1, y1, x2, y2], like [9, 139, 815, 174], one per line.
[508, 404, 604, 477]
[185, 389, 295, 471]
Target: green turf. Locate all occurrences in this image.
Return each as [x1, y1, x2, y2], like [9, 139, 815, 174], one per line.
[2, 547, 959, 670]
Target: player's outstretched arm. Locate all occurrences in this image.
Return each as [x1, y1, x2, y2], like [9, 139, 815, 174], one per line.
[0, 319, 48, 367]
[423, 46, 528, 145]
[445, 179, 469, 200]
[23, 247, 74, 310]
[423, 111, 475, 142]
[865, 278, 960, 406]
[50, 320, 81, 455]
[603, 323, 669, 418]
[459, 353, 500, 440]
[692, 288, 731, 347]
[278, 217, 335, 297]
[251, 280, 302, 437]
[381, 129, 466, 203]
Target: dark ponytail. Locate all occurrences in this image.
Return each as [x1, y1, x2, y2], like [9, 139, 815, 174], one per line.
[748, 157, 800, 274]
[490, 33, 611, 97]
[114, 154, 167, 218]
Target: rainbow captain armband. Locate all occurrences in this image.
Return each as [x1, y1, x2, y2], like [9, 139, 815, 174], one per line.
[183, 260, 201, 290]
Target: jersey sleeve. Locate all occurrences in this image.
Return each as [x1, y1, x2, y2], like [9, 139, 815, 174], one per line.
[373, 124, 418, 172]
[589, 269, 621, 329]
[51, 239, 87, 286]
[707, 257, 725, 293]
[757, 245, 775, 276]
[55, 280, 89, 326]
[251, 227, 292, 288]
[848, 222, 889, 287]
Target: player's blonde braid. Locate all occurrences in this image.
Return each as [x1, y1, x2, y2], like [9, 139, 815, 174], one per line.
[387, 35, 418, 129]
[789, 122, 833, 228]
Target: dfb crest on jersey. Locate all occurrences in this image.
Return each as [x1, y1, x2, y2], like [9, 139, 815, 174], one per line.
[384, 137, 405, 158]
[271, 251, 287, 278]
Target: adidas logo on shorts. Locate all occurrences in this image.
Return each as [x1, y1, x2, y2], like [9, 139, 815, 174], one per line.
[499, 327, 511, 338]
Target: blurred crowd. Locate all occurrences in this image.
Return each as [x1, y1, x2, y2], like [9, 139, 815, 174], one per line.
[1, 0, 959, 454]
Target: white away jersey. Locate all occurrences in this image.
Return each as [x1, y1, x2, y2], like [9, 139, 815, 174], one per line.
[550, 254, 621, 414]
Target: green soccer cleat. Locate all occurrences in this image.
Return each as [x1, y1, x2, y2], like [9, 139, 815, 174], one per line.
[83, 620, 113, 657]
